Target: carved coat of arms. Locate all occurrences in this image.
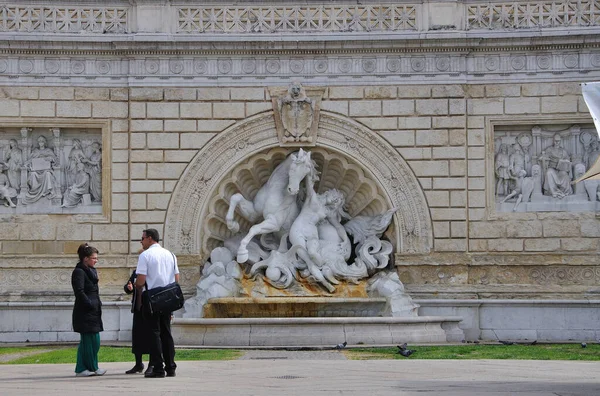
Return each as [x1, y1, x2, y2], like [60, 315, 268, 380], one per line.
[271, 82, 324, 146]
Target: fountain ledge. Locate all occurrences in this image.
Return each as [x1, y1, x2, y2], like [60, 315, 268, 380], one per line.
[171, 316, 464, 347]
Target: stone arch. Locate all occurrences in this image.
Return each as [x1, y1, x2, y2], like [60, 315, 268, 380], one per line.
[164, 111, 432, 258]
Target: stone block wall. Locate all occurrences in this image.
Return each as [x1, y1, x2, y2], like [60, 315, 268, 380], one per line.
[1, 82, 599, 303]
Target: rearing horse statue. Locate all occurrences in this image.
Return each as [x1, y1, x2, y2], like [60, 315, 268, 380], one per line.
[225, 149, 317, 263]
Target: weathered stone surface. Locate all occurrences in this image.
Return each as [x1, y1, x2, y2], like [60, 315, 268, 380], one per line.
[467, 98, 503, 115]
[416, 130, 448, 146]
[57, 101, 91, 118]
[505, 97, 540, 114]
[349, 101, 382, 117]
[469, 222, 505, 238]
[180, 102, 212, 119]
[56, 224, 92, 241]
[543, 220, 581, 237]
[524, 238, 561, 252]
[382, 100, 414, 116]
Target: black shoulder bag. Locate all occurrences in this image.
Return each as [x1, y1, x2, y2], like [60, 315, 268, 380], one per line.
[143, 253, 184, 315]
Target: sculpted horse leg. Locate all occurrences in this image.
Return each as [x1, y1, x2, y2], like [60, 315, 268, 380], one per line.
[237, 215, 281, 263]
[226, 193, 259, 233]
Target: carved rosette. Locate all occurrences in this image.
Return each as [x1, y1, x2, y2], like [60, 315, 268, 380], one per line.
[164, 110, 432, 259]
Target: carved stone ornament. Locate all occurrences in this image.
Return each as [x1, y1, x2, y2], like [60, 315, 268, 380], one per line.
[164, 110, 432, 258]
[494, 123, 600, 212]
[270, 83, 325, 147]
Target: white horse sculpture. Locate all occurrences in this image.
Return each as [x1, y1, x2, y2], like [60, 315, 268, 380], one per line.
[226, 149, 317, 263]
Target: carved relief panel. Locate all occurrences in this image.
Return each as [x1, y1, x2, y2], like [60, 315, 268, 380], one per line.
[0, 126, 103, 214]
[492, 122, 599, 212]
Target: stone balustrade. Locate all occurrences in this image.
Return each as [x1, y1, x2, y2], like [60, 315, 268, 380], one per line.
[1, 1, 599, 35]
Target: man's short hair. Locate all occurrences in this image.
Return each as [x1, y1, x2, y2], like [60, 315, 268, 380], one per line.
[143, 228, 160, 242]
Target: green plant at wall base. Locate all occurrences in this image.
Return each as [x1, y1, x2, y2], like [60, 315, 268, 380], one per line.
[1, 347, 242, 364]
[344, 344, 600, 361]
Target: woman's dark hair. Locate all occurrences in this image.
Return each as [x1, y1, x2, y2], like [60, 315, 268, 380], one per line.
[77, 243, 99, 262]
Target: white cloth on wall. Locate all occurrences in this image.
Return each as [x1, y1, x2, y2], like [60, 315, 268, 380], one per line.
[575, 82, 600, 181]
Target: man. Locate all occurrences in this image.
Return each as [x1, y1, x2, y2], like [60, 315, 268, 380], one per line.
[135, 228, 179, 378]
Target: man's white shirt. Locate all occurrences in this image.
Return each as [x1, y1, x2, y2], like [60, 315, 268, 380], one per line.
[136, 243, 179, 290]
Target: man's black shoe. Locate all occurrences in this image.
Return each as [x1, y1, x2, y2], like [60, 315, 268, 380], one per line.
[144, 368, 165, 378]
[166, 370, 176, 377]
[125, 363, 144, 374]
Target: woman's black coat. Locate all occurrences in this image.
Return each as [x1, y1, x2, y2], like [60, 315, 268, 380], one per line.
[71, 262, 103, 334]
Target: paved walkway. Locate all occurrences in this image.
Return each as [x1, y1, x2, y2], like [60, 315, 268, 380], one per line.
[1, 352, 599, 395]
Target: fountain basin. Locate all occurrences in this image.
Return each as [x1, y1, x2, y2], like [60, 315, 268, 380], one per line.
[203, 297, 388, 318]
[171, 316, 464, 346]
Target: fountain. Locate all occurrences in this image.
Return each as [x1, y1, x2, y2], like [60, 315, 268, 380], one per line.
[171, 147, 464, 346]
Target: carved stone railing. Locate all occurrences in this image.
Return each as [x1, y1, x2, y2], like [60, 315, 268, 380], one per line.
[1, 2, 600, 35]
[0, 5, 129, 33]
[467, 1, 600, 30]
[176, 4, 419, 33]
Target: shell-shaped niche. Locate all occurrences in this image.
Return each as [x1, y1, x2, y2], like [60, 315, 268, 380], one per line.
[201, 147, 392, 258]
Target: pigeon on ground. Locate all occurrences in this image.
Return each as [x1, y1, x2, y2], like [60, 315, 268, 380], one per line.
[398, 349, 414, 357]
[581, 342, 587, 348]
[335, 341, 347, 350]
[397, 343, 407, 351]
[499, 340, 514, 345]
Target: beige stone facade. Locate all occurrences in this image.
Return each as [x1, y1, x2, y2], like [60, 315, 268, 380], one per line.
[1, 0, 600, 342]
[1, 82, 597, 306]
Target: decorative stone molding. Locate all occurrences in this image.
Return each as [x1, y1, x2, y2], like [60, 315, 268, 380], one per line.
[270, 83, 325, 147]
[164, 110, 432, 258]
[176, 4, 419, 34]
[467, 1, 600, 30]
[0, 50, 598, 86]
[0, 5, 129, 33]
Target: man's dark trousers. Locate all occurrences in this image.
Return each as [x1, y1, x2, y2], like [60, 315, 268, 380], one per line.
[147, 311, 176, 374]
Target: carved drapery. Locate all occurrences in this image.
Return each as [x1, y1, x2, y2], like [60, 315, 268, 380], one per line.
[164, 111, 432, 258]
[0, 126, 103, 214]
[493, 123, 600, 212]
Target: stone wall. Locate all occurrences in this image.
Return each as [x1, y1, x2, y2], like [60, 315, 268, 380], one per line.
[1, 82, 598, 303]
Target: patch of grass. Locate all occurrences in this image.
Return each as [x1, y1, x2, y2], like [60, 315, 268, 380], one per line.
[0, 347, 52, 356]
[344, 344, 600, 361]
[2, 347, 242, 364]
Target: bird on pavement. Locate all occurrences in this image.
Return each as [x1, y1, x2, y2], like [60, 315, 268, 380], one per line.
[499, 340, 514, 345]
[335, 341, 347, 350]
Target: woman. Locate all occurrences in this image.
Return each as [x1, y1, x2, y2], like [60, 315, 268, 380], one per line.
[123, 269, 152, 374]
[71, 243, 106, 377]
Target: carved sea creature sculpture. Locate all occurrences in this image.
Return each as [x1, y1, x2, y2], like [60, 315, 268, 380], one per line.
[343, 208, 397, 244]
[250, 234, 300, 289]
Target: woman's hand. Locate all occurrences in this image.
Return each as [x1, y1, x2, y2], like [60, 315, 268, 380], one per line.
[126, 281, 133, 291]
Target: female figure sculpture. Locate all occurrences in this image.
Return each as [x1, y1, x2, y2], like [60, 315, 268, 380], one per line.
[82, 142, 102, 202]
[495, 143, 510, 197]
[4, 139, 22, 192]
[62, 162, 90, 208]
[23, 135, 59, 204]
[225, 148, 316, 263]
[66, 139, 86, 187]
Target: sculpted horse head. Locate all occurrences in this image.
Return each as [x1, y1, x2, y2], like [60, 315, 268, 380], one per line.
[287, 148, 318, 195]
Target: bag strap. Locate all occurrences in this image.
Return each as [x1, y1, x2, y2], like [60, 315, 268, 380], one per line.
[170, 251, 177, 283]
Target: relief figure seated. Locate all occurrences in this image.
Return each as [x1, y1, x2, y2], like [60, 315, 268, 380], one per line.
[22, 135, 61, 205]
[61, 162, 90, 208]
[540, 134, 572, 199]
